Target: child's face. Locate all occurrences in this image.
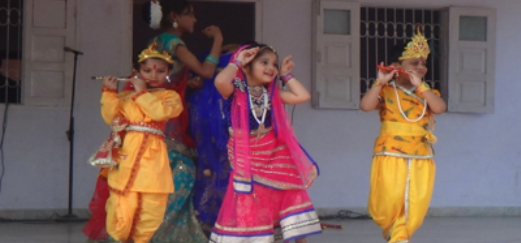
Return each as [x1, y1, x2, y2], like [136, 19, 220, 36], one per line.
[400, 57, 428, 78]
[248, 51, 279, 84]
[138, 59, 170, 88]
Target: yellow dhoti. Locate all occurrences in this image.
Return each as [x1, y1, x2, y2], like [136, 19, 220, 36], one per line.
[106, 191, 168, 243]
[368, 156, 435, 242]
[367, 82, 441, 243]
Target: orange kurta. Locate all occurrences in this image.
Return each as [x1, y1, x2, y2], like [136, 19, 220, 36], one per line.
[100, 89, 183, 194]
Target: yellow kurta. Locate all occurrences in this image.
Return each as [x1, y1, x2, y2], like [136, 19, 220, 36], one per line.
[373, 83, 440, 158]
[101, 89, 183, 243]
[368, 82, 440, 243]
[101, 89, 183, 194]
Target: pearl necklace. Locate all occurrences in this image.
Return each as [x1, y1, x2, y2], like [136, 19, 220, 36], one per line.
[248, 86, 268, 133]
[392, 81, 427, 123]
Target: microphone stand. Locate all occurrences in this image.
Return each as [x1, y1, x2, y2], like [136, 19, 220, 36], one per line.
[56, 46, 85, 222]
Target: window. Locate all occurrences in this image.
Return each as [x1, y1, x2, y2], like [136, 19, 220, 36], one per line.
[0, 0, 23, 104]
[312, 1, 496, 113]
[360, 7, 442, 98]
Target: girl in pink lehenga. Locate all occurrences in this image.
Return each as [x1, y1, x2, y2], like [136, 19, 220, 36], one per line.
[210, 44, 322, 243]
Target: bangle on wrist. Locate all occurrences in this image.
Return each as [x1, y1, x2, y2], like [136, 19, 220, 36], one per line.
[280, 73, 295, 84]
[372, 79, 383, 88]
[230, 58, 243, 69]
[416, 82, 431, 93]
[204, 55, 219, 66]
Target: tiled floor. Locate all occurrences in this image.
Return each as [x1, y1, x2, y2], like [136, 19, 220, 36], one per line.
[0, 217, 520, 243]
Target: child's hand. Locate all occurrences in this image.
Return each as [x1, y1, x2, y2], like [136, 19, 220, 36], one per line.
[280, 55, 294, 76]
[103, 76, 117, 90]
[406, 70, 423, 87]
[237, 47, 259, 66]
[129, 76, 147, 92]
[377, 62, 398, 85]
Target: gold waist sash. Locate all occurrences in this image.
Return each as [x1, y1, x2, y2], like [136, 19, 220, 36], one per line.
[380, 121, 436, 143]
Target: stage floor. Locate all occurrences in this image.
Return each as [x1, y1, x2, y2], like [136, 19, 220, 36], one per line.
[0, 217, 520, 243]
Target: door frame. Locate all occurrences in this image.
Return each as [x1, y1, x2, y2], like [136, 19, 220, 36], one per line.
[121, 0, 263, 74]
[191, 0, 263, 42]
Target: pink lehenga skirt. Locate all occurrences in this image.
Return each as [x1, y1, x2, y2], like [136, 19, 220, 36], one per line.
[210, 130, 321, 243]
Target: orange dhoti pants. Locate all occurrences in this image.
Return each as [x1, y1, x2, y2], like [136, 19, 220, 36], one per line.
[368, 156, 435, 243]
[106, 191, 168, 243]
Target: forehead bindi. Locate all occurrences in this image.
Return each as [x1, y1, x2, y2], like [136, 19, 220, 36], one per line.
[142, 59, 168, 70]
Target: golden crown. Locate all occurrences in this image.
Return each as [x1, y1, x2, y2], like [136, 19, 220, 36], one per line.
[138, 41, 174, 64]
[399, 27, 430, 61]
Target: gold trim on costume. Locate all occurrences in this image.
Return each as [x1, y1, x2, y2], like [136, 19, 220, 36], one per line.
[279, 202, 313, 215]
[214, 223, 273, 232]
[126, 125, 164, 136]
[251, 145, 287, 155]
[250, 162, 298, 169]
[250, 168, 301, 178]
[373, 151, 433, 159]
[228, 127, 273, 136]
[281, 219, 320, 233]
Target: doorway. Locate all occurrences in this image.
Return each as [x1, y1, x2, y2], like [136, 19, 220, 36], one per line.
[132, 0, 259, 60]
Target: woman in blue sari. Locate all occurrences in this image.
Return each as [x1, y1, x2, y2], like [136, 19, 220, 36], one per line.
[187, 44, 244, 235]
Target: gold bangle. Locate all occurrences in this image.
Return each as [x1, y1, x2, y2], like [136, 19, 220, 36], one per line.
[372, 79, 383, 88]
[417, 82, 431, 93]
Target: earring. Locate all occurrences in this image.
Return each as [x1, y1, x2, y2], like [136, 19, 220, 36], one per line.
[166, 76, 171, 83]
[173, 21, 178, 29]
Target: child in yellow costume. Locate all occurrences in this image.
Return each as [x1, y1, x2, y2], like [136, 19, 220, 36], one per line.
[360, 28, 447, 243]
[89, 43, 183, 243]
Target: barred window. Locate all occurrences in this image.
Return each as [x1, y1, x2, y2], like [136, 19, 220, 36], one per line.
[0, 0, 23, 104]
[360, 7, 442, 98]
[313, 2, 495, 113]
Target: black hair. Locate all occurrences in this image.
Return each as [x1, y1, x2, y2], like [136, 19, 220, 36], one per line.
[141, 0, 192, 27]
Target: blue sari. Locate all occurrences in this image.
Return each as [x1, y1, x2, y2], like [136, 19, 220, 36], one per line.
[188, 49, 234, 235]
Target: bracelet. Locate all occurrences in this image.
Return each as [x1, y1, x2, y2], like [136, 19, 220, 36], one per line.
[229, 58, 243, 69]
[102, 87, 117, 93]
[204, 55, 219, 66]
[280, 73, 295, 84]
[416, 82, 431, 93]
[371, 79, 383, 88]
